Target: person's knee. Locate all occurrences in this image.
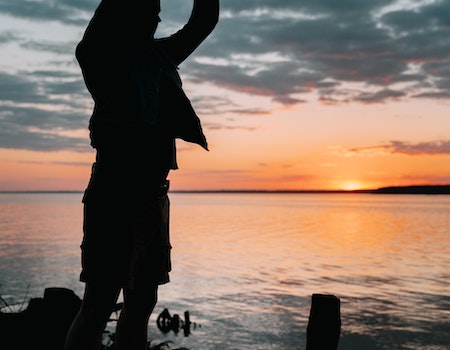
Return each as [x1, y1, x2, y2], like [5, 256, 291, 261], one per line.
[122, 285, 158, 319]
[75, 302, 111, 332]
[82, 282, 121, 318]
[122, 298, 157, 321]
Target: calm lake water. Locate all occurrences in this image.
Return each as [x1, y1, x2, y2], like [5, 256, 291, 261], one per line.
[0, 192, 449, 349]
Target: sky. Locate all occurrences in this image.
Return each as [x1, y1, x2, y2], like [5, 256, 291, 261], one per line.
[0, 0, 449, 191]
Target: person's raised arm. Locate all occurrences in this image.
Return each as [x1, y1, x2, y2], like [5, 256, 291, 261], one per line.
[157, 0, 219, 66]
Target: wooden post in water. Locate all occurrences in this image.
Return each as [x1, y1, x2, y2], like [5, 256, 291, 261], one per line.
[306, 294, 341, 350]
[184, 310, 191, 336]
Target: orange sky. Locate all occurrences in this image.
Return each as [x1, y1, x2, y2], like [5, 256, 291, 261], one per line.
[1, 95, 449, 191]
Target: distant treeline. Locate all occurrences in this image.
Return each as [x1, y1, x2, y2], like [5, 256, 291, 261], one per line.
[371, 185, 450, 194]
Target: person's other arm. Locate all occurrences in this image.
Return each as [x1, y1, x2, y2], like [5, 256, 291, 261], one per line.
[157, 0, 219, 66]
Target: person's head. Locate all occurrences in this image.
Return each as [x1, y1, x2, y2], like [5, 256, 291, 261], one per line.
[135, 0, 161, 38]
[148, 0, 161, 37]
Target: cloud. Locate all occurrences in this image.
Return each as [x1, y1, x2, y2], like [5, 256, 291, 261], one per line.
[14, 159, 91, 166]
[387, 140, 450, 155]
[0, 31, 19, 44]
[0, 0, 94, 25]
[189, 94, 270, 116]
[1, 0, 450, 153]
[341, 140, 450, 156]
[0, 70, 90, 151]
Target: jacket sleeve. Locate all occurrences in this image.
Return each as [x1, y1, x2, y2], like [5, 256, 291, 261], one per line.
[156, 0, 219, 66]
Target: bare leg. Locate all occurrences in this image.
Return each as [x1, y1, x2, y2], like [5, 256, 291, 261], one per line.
[115, 283, 159, 350]
[64, 282, 121, 350]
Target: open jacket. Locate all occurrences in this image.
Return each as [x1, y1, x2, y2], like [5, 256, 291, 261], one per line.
[76, 0, 219, 150]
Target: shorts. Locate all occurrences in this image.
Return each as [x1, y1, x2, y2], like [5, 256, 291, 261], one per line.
[79, 162, 172, 288]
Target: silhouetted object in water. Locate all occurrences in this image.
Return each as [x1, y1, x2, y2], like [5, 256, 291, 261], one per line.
[306, 294, 341, 350]
[0, 287, 81, 350]
[156, 308, 198, 336]
[157, 308, 172, 334]
[183, 310, 192, 337]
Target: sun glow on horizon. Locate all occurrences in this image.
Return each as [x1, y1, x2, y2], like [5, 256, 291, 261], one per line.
[339, 180, 366, 191]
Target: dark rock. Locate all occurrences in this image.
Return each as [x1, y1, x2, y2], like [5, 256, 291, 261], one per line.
[0, 287, 81, 350]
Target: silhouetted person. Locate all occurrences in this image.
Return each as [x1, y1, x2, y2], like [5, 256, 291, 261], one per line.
[64, 0, 219, 349]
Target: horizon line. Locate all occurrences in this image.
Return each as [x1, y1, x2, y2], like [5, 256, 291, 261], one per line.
[1, 185, 449, 195]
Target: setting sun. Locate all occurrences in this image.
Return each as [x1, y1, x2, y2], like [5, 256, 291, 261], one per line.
[340, 181, 365, 191]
